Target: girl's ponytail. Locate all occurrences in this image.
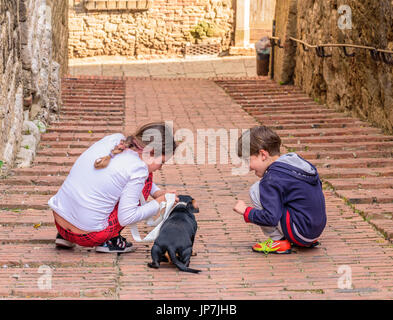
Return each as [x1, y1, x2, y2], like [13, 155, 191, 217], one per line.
[94, 139, 128, 169]
[94, 122, 177, 169]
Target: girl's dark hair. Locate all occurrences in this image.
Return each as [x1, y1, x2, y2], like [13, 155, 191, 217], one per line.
[94, 122, 177, 169]
[237, 125, 281, 158]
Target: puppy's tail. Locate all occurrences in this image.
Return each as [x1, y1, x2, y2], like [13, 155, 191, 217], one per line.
[167, 248, 201, 274]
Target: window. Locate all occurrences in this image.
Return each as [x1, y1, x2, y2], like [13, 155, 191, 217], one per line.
[84, 0, 152, 11]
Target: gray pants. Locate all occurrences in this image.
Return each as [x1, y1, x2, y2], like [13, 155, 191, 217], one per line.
[249, 181, 284, 241]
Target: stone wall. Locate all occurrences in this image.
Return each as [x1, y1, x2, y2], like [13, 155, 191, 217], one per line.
[68, 0, 234, 59]
[273, 0, 393, 133]
[0, 0, 68, 172]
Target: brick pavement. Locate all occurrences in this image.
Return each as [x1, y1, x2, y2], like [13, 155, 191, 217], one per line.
[0, 76, 392, 299]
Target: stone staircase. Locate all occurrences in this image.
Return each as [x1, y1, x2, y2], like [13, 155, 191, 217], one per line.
[215, 79, 393, 240]
[0, 78, 126, 210]
[1, 75, 393, 299]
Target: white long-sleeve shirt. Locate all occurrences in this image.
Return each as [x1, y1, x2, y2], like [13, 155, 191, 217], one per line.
[48, 133, 160, 232]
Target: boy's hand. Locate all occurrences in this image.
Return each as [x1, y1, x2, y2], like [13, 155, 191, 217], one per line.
[233, 200, 248, 215]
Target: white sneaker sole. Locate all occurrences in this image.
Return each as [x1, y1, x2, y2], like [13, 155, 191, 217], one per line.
[55, 238, 75, 248]
[95, 245, 136, 253]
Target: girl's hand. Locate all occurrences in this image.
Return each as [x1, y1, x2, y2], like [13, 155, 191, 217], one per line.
[233, 200, 247, 215]
[154, 194, 167, 204]
[152, 189, 177, 199]
[153, 192, 179, 204]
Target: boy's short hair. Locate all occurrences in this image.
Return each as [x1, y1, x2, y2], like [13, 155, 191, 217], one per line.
[237, 125, 281, 158]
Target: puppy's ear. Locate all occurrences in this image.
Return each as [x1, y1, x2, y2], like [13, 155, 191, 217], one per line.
[191, 199, 199, 213]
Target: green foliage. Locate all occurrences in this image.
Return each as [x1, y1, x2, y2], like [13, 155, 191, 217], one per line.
[190, 21, 221, 39]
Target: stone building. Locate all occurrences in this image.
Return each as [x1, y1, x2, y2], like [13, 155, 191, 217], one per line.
[68, 0, 276, 59]
[0, 0, 68, 171]
[1, 0, 276, 172]
[272, 0, 393, 133]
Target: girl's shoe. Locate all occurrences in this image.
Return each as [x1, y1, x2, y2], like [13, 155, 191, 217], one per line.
[95, 235, 136, 253]
[252, 238, 292, 254]
[55, 233, 76, 248]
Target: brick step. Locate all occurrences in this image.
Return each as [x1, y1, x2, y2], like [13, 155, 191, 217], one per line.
[0, 195, 51, 209]
[284, 141, 393, 152]
[58, 115, 124, 122]
[228, 93, 309, 100]
[61, 106, 124, 111]
[60, 110, 124, 117]
[62, 99, 124, 105]
[10, 166, 70, 177]
[319, 167, 393, 179]
[0, 243, 118, 270]
[219, 84, 300, 90]
[327, 177, 393, 190]
[260, 119, 358, 127]
[0, 184, 59, 197]
[354, 203, 393, 217]
[0, 184, 58, 195]
[62, 83, 125, 89]
[61, 89, 124, 94]
[62, 80, 124, 84]
[40, 133, 106, 142]
[62, 85, 125, 89]
[255, 113, 354, 121]
[242, 105, 334, 113]
[276, 127, 382, 137]
[46, 126, 122, 134]
[336, 189, 393, 204]
[61, 92, 124, 97]
[0, 269, 116, 298]
[226, 88, 304, 95]
[312, 158, 393, 169]
[268, 122, 366, 131]
[240, 102, 317, 109]
[36, 148, 86, 157]
[37, 141, 92, 149]
[0, 175, 65, 186]
[225, 89, 304, 96]
[232, 93, 311, 100]
[282, 134, 393, 145]
[297, 150, 393, 160]
[49, 120, 123, 127]
[34, 156, 77, 166]
[0, 209, 54, 226]
[61, 105, 124, 110]
[233, 97, 313, 105]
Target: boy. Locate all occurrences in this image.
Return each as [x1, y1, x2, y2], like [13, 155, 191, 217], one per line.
[233, 126, 326, 254]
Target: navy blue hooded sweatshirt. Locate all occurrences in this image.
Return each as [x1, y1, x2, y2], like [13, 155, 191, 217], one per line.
[244, 153, 327, 246]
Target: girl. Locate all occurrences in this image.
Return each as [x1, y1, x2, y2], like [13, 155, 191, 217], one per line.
[49, 122, 178, 253]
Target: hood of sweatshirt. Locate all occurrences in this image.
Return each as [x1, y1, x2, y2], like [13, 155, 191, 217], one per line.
[268, 153, 320, 185]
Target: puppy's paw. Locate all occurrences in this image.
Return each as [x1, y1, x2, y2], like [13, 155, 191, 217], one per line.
[147, 262, 160, 269]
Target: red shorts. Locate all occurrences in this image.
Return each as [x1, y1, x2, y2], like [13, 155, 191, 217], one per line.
[55, 203, 124, 247]
[55, 172, 154, 247]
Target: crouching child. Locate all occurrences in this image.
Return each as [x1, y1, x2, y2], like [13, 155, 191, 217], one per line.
[233, 126, 327, 254]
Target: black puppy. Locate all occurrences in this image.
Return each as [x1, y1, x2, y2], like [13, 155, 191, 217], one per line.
[148, 195, 200, 273]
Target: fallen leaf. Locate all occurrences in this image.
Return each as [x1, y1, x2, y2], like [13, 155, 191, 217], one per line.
[33, 222, 42, 229]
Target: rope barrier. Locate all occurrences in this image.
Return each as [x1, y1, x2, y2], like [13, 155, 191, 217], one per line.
[268, 36, 393, 65]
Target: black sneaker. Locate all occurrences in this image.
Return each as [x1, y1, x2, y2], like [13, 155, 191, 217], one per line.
[55, 233, 75, 249]
[95, 235, 136, 253]
[292, 240, 321, 248]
